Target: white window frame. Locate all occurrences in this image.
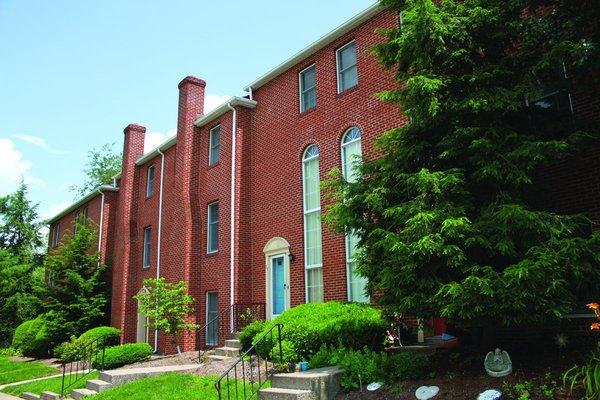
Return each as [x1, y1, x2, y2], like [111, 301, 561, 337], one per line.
[207, 201, 219, 254]
[299, 64, 317, 113]
[302, 145, 323, 303]
[142, 226, 152, 268]
[336, 40, 358, 94]
[146, 164, 155, 197]
[208, 125, 221, 166]
[51, 223, 61, 247]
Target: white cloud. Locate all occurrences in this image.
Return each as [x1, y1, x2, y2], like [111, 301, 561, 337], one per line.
[13, 134, 67, 155]
[144, 129, 176, 154]
[0, 138, 46, 196]
[204, 94, 232, 114]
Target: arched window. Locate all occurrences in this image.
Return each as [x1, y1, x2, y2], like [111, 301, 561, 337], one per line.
[302, 145, 323, 303]
[341, 128, 368, 303]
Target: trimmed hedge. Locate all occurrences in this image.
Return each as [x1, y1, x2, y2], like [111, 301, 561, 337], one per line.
[92, 343, 152, 369]
[253, 302, 386, 361]
[239, 320, 265, 352]
[55, 326, 121, 361]
[11, 317, 51, 358]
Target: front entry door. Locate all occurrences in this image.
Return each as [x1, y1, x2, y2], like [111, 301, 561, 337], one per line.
[206, 292, 219, 346]
[270, 255, 288, 318]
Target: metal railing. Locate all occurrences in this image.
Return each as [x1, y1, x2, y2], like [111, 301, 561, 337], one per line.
[214, 323, 284, 400]
[197, 303, 265, 358]
[60, 336, 105, 397]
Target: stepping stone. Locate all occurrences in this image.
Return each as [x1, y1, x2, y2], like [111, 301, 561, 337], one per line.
[415, 386, 439, 400]
[86, 379, 112, 392]
[71, 388, 97, 400]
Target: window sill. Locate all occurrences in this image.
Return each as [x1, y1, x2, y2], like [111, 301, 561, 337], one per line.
[142, 266, 151, 270]
[299, 106, 317, 118]
[335, 84, 359, 98]
[206, 251, 220, 257]
[208, 162, 220, 170]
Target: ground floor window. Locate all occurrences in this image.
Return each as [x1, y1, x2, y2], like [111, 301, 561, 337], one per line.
[346, 232, 369, 303]
[306, 267, 323, 303]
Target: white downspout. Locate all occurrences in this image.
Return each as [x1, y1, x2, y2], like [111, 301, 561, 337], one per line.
[96, 188, 105, 262]
[227, 102, 237, 333]
[154, 148, 166, 353]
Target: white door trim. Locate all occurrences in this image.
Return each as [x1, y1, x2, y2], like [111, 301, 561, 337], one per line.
[263, 237, 291, 320]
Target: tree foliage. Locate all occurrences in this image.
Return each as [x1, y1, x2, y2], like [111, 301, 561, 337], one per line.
[325, 0, 600, 327]
[71, 143, 122, 198]
[43, 221, 110, 347]
[134, 278, 198, 353]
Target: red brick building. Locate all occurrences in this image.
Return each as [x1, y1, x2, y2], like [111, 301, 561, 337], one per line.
[47, 4, 600, 354]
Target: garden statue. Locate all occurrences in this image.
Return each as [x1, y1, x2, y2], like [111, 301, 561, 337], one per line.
[484, 349, 512, 377]
[415, 386, 439, 400]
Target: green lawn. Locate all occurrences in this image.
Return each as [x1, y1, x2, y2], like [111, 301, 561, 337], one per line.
[1, 371, 99, 397]
[0, 356, 58, 385]
[92, 373, 265, 400]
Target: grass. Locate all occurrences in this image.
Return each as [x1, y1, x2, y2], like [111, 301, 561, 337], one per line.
[91, 373, 267, 400]
[0, 355, 58, 385]
[1, 371, 99, 397]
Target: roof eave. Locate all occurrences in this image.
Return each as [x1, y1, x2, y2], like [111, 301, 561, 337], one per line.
[47, 185, 118, 224]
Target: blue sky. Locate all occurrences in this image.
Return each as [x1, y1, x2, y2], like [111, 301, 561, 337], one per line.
[0, 0, 376, 221]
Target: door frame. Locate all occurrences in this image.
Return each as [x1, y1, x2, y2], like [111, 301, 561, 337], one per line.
[263, 237, 291, 320]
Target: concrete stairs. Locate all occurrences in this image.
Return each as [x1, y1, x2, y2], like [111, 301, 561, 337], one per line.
[259, 366, 343, 400]
[19, 365, 199, 400]
[207, 338, 242, 361]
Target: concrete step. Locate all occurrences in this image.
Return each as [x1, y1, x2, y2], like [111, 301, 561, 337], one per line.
[86, 379, 112, 392]
[207, 355, 231, 361]
[40, 392, 59, 400]
[71, 388, 97, 400]
[270, 367, 343, 400]
[224, 339, 242, 349]
[214, 346, 240, 357]
[20, 393, 40, 400]
[99, 364, 199, 386]
[259, 388, 316, 400]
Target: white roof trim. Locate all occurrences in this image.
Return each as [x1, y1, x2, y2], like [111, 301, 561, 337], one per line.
[48, 185, 118, 224]
[135, 97, 257, 166]
[244, 2, 382, 92]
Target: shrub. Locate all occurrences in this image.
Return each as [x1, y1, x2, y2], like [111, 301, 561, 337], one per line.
[329, 347, 380, 392]
[11, 317, 51, 358]
[379, 351, 430, 381]
[239, 320, 265, 352]
[55, 326, 121, 362]
[254, 302, 386, 361]
[93, 343, 153, 370]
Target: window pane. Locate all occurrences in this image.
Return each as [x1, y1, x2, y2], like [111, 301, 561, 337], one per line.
[302, 87, 316, 112]
[209, 126, 220, 165]
[306, 267, 323, 303]
[342, 137, 362, 183]
[208, 203, 219, 252]
[339, 42, 357, 70]
[303, 157, 320, 211]
[305, 211, 322, 266]
[143, 228, 151, 267]
[346, 232, 368, 303]
[301, 66, 315, 89]
[341, 66, 358, 92]
[147, 166, 155, 197]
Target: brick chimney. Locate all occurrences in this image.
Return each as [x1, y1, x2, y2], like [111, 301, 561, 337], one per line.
[176, 76, 206, 172]
[111, 123, 146, 341]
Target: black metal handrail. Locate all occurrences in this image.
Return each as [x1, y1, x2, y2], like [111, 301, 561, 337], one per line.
[60, 337, 105, 397]
[214, 323, 284, 400]
[197, 303, 265, 359]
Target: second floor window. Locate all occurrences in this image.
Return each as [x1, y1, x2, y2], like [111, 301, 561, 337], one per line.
[146, 165, 155, 197]
[336, 40, 358, 93]
[207, 202, 219, 253]
[299, 64, 316, 112]
[209, 125, 221, 166]
[143, 227, 152, 268]
[51, 223, 61, 247]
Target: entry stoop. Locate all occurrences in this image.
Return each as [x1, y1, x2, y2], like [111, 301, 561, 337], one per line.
[259, 366, 343, 400]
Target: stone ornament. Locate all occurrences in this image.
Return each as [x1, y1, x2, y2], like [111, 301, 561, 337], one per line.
[484, 348, 512, 377]
[415, 385, 439, 400]
[477, 389, 503, 400]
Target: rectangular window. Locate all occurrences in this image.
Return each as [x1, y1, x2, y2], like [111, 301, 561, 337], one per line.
[143, 227, 152, 268]
[82, 206, 89, 221]
[51, 223, 61, 247]
[206, 292, 219, 346]
[74, 211, 80, 234]
[146, 165, 155, 197]
[207, 202, 219, 253]
[299, 64, 316, 112]
[209, 125, 221, 166]
[336, 40, 358, 93]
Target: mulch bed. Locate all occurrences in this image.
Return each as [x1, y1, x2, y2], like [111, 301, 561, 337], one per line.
[336, 345, 587, 399]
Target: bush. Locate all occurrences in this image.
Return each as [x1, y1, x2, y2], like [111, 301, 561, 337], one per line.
[55, 326, 121, 362]
[379, 351, 430, 381]
[253, 302, 386, 361]
[11, 317, 51, 358]
[239, 320, 265, 352]
[93, 343, 152, 369]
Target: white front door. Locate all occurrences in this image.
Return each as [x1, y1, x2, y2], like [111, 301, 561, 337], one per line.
[269, 254, 289, 318]
[136, 308, 148, 343]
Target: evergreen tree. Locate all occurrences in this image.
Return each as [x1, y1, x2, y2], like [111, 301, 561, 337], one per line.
[70, 143, 122, 198]
[43, 221, 109, 346]
[325, 0, 600, 330]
